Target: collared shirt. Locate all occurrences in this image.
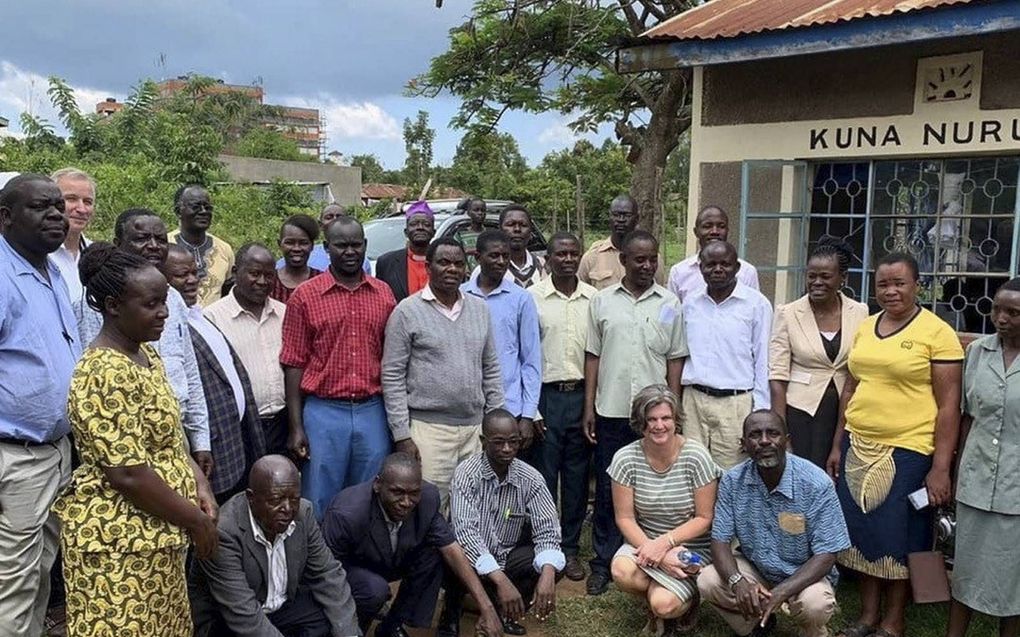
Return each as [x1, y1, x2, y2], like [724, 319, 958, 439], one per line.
[76, 286, 211, 451]
[469, 253, 545, 289]
[463, 276, 542, 419]
[406, 249, 429, 296]
[421, 284, 463, 321]
[682, 283, 773, 410]
[187, 306, 246, 421]
[712, 454, 850, 586]
[378, 503, 403, 552]
[959, 334, 1020, 514]
[248, 507, 297, 614]
[450, 453, 565, 576]
[278, 248, 371, 275]
[0, 237, 81, 442]
[668, 254, 760, 303]
[204, 291, 287, 416]
[169, 230, 235, 308]
[577, 238, 666, 291]
[530, 277, 596, 383]
[586, 283, 688, 418]
[50, 235, 90, 304]
[280, 272, 396, 399]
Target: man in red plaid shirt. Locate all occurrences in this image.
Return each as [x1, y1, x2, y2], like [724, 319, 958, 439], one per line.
[280, 216, 397, 518]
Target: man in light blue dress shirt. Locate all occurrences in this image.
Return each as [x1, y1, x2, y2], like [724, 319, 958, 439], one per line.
[682, 241, 772, 469]
[462, 230, 542, 454]
[0, 174, 82, 637]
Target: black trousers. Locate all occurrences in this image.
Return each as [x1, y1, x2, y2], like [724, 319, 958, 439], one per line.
[212, 587, 331, 637]
[590, 414, 639, 576]
[261, 408, 289, 457]
[445, 544, 542, 617]
[346, 546, 444, 632]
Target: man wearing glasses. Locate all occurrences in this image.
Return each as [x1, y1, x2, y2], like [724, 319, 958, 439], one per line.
[170, 184, 235, 307]
[577, 194, 666, 291]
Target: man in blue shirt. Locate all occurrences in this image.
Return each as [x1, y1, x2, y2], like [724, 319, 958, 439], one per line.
[0, 174, 82, 637]
[462, 230, 542, 453]
[696, 410, 849, 637]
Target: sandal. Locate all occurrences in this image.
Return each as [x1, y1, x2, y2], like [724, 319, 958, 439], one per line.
[836, 624, 876, 637]
[674, 594, 700, 634]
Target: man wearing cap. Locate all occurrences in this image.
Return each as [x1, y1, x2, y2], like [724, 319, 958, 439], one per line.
[374, 201, 436, 302]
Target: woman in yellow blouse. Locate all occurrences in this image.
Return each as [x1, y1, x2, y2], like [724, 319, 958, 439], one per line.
[828, 253, 963, 637]
[53, 243, 219, 637]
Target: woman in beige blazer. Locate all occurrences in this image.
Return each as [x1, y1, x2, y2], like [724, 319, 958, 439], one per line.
[769, 237, 869, 467]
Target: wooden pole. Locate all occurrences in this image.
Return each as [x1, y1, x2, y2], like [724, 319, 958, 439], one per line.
[576, 174, 585, 249]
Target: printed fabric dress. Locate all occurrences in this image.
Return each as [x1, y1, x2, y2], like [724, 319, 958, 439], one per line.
[53, 345, 197, 637]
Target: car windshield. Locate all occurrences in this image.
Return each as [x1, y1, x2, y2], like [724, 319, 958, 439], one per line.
[363, 218, 410, 260]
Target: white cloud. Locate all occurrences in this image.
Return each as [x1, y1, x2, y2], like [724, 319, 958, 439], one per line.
[277, 94, 402, 144]
[538, 120, 584, 146]
[0, 61, 120, 133]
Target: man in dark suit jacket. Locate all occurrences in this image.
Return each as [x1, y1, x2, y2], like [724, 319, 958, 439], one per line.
[374, 202, 435, 302]
[191, 455, 361, 637]
[322, 453, 502, 637]
[165, 245, 266, 500]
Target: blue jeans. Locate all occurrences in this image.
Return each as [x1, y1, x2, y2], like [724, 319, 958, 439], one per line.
[301, 395, 391, 519]
[589, 414, 639, 576]
[533, 384, 590, 557]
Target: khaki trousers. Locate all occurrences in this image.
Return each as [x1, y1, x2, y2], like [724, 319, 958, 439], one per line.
[0, 436, 72, 637]
[681, 389, 752, 470]
[410, 419, 482, 511]
[698, 554, 836, 637]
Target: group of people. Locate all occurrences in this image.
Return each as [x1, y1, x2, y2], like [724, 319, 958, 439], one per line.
[0, 168, 1015, 637]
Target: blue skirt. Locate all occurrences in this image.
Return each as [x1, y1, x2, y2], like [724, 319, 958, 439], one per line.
[835, 434, 933, 580]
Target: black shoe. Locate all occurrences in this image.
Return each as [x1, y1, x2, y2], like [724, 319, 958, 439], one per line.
[436, 603, 461, 637]
[563, 555, 585, 581]
[502, 618, 527, 635]
[586, 571, 610, 596]
[375, 623, 410, 637]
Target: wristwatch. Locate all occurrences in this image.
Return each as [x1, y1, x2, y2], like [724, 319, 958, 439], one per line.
[727, 573, 745, 590]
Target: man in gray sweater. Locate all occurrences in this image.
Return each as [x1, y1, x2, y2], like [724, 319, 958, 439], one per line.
[382, 237, 505, 509]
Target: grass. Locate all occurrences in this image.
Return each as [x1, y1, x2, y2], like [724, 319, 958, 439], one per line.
[535, 521, 998, 637]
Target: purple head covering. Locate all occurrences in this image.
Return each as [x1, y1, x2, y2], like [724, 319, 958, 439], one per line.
[405, 200, 434, 218]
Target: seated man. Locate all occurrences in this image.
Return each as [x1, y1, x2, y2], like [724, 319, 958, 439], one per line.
[697, 411, 850, 637]
[191, 455, 360, 637]
[443, 409, 564, 637]
[322, 453, 502, 637]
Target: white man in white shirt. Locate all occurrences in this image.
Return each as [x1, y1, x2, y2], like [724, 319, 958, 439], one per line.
[681, 241, 772, 470]
[50, 167, 96, 303]
[668, 205, 759, 303]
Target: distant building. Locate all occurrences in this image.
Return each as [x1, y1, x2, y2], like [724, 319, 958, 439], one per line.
[155, 77, 325, 159]
[95, 98, 124, 117]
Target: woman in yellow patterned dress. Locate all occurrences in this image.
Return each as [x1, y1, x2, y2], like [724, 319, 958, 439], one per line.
[53, 243, 219, 637]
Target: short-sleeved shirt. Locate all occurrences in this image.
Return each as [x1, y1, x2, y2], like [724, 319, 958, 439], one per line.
[54, 345, 197, 553]
[530, 277, 596, 383]
[846, 308, 964, 455]
[279, 272, 396, 399]
[958, 335, 1020, 515]
[0, 237, 82, 442]
[586, 283, 688, 418]
[608, 438, 720, 550]
[668, 255, 760, 303]
[577, 238, 666, 291]
[712, 455, 850, 586]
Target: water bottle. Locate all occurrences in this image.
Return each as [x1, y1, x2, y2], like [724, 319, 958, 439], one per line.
[676, 549, 702, 575]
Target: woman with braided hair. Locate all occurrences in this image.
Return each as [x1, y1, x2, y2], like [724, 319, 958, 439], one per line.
[768, 236, 870, 468]
[52, 242, 218, 637]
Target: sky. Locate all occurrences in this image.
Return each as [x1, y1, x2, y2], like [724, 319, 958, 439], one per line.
[0, 0, 611, 170]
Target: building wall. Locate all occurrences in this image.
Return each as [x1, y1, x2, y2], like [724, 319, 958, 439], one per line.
[217, 155, 361, 207]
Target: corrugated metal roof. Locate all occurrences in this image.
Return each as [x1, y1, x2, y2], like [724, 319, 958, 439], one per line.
[643, 0, 976, 40]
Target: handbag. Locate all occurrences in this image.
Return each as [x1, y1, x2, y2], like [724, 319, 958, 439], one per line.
[906, 505, 954, 604]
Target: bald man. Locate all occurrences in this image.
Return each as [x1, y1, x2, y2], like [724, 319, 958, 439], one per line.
[191, 455, 361, 637]
[205, 243, 289, 456]
[277, 204, 372, 274]
[577, 194, 666, 290]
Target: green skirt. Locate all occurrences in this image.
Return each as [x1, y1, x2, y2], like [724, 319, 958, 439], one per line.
[952, 502, 1020, 617]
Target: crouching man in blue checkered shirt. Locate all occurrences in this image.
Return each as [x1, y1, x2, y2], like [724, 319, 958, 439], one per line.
[695, 410, 850, 637]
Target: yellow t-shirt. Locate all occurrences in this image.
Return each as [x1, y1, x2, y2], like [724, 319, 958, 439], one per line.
[845, 308, 963, 455]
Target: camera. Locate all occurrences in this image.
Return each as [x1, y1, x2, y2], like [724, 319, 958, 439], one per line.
[934, 506, 956, 566]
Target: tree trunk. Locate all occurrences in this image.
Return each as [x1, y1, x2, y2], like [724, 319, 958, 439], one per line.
[620, 70, 692, 237]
